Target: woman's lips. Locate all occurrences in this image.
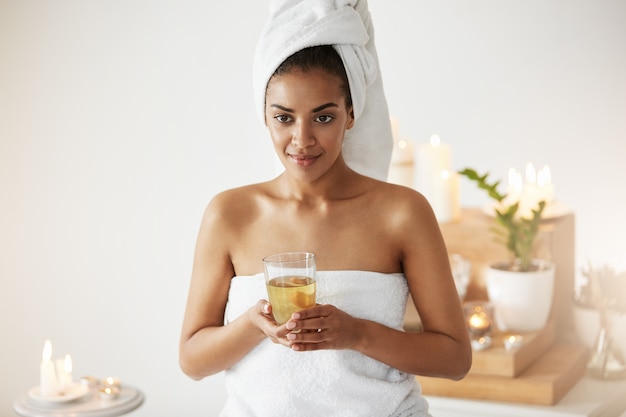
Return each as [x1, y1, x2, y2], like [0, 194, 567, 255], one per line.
[289, 153, 319, 167]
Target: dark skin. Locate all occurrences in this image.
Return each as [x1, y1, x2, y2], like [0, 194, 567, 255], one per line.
[179, 67, 472, 380]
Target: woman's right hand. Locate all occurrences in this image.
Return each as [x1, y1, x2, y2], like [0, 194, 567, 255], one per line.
[249, 300, 293, 347]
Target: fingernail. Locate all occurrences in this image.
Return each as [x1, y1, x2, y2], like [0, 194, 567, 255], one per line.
[291, 312, 301, 319]
[287, 333, 296, 340]
[285, 320, 295, 330]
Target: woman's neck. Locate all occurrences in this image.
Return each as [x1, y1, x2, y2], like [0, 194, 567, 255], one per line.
[276, 161, 366, 204]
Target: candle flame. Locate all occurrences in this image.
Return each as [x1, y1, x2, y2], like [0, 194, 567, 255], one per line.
[441, 169, 450, 180]
[468, 312, 489, 329]
[430, 134, 441, 147]
[42, 339, 52, 361]
[398, 140, 408, 150]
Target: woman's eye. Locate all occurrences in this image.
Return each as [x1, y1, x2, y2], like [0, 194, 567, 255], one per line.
[274, 114, 291, 123]
[315, 115, 334, 124]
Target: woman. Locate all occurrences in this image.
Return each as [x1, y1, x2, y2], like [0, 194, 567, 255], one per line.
[180, 2, 471, 416]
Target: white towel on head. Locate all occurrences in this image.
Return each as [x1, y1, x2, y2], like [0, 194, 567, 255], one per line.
[253, 0, 393, 181]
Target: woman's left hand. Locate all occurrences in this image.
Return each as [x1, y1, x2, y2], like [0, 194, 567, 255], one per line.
[283, 304, 363, 352]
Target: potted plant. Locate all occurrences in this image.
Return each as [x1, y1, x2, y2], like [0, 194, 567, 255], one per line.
[458, 168, 555, 333]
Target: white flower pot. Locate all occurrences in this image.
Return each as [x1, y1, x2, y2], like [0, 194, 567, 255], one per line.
[485, 260, 555, 332]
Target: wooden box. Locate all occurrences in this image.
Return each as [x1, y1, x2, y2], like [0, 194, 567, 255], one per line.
[471, 319, 556, 377]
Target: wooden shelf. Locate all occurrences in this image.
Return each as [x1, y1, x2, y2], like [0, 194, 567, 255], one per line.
[418, 344, 589, 405]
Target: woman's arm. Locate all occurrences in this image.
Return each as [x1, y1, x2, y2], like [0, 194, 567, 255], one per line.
[178, 195, 285, 380]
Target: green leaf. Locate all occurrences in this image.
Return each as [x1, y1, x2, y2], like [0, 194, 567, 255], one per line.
[458, 168, 506, 202]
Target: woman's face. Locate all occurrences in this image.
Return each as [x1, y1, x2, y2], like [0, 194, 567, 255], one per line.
[265, 68, 354, 182]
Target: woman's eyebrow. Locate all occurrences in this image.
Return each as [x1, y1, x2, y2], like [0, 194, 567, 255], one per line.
[270, 102, 339, 113]
[312, 102, 339, 112]
[269, 104, 294, 112]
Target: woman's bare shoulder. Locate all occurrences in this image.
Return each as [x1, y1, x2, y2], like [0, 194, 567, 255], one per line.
[369, 180, 430, 209]
[202, 182, 273, 227]
[369, 181, 436, 227]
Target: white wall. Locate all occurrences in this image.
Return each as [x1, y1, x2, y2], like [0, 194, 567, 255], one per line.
[0, 1, 624, 416]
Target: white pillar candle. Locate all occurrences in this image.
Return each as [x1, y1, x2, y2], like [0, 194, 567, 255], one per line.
[40, 340, 58, 397]
[537, 165, 554, 203]
[414, 135, 451, 199]
[506, 167, 522, 202]
[430, 169, 460, 223]
[387, 117, 415, 188]
[414, 135, 457, 222]
[388, 139, 415, 187]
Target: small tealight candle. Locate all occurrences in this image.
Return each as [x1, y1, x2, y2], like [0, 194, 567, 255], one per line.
[103, 377, 121, 389]
[504, 335, 524, 351]
[99, 386, 120, 401]
[468, 312, 490, 332]
[463, 301, 495, 351]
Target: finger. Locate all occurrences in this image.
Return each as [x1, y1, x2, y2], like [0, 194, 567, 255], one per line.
[291, 339, 328, 352]
[286, 328, 325, 344]
[290, 304, 330, 320]
[293, 316, 327, 332]
[262, 302, 271, 315]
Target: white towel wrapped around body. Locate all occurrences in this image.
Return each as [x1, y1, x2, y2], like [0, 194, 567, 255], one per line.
[253, 0, 393, 181]
[220, 271, 431, 417]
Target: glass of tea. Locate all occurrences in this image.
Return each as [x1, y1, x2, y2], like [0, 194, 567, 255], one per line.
[263, 252, 317, 325]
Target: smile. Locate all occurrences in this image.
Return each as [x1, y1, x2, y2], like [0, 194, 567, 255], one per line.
[289, 153, 319, 167]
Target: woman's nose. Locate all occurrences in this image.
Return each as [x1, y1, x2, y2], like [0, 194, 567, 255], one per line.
[291, 121, 316, 148]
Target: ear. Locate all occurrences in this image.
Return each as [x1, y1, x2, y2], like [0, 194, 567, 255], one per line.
[346, 108, 355, 130]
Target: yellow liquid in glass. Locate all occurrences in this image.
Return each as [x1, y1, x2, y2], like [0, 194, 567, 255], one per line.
[266, 276, 316, 324]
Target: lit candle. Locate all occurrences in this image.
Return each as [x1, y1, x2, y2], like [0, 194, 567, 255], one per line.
[466, 306, 492, 338]
[387, 118, 415, 188]
[503, 163, 555, 218]
[504, 335, 524, 351]
[415, 135, 451, 190]
[56, 354, 73, 393]
[99, 386, 120, 401]
[430, 169, 460, 223]
[464, 302, 494, 350]
[39, 340, 58, 397]
[506, 167, 522, 203]
[536, 165, 554, 203]
[414, 134, 455, 221]
[518, 163, 538, 216]
[468, 312, 490, 331]
[103, 377, 122, 389]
